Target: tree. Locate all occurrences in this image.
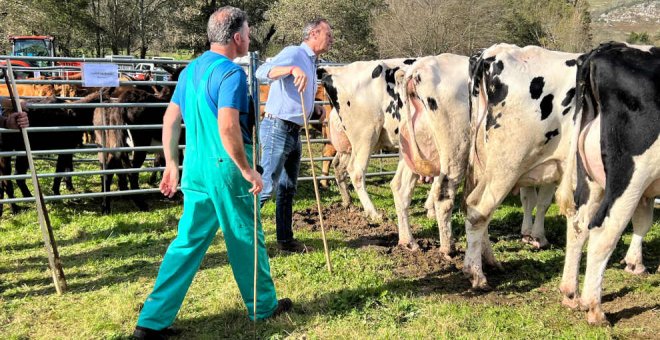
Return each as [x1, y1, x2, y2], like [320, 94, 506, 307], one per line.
[264, 0, 385, 62]
[372, 0, 507, 58]
[502, 0, 592, 52]
[627, 31, 651, 45]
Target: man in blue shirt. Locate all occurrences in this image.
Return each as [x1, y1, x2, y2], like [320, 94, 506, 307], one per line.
[134, 7, 291, 339]
[256, 18, 333, 253]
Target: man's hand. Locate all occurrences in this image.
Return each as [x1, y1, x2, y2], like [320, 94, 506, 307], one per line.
[242, 168, 263, 194]
[291, 66, 307, 93]
[6, 112, 29, 129]
[159, 163, 179, 198]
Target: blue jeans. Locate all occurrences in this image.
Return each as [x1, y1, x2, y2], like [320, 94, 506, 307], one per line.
[259, 116, 301, 243]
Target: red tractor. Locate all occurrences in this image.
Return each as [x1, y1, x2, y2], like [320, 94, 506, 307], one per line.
[2, 35, 81, 78]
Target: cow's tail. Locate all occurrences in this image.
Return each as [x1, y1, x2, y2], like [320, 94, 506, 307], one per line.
[463, 51, 486, 206]
[556, 51, 595, 217]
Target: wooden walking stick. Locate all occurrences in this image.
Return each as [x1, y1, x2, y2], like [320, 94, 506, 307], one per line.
[252, 127, 258, 326]
[299, 93, 332, 273]
[4, 62, 67, 294]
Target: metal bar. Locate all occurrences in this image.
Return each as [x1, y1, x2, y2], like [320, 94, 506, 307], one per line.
[1, 55, 190, 64]
[0, 188, 164, 204]
[0, 166, 182, 181]
[0, 145, 184, 157]
[0, 124, 173, 133]
[24, 102, 169, 109]
[11, 79, 178, 86]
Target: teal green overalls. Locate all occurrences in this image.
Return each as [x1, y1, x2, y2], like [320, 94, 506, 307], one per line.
[137, 58, 279, 330]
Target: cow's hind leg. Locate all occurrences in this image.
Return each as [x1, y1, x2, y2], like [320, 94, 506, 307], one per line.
[580, 191, 650, 325]
[15, 156, 31, 198]
[320, 143, 335, 188]
[127, 151, 148, 211]
[53, 154, 74, 195]
[520, 186, 537, 244]
[622, 196, 653, 274]
[391, 159, 419, 250]
[528, 183, 555, 249]
[435, 175, 457, 257]
[559, 177, 603, 310]
[464, 177, 512, 290]
[347, 142, 381, 221]
[424, 178, 438, 219]
[333, 153, 351, 207]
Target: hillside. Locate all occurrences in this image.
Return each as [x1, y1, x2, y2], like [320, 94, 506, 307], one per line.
[588, 0, 660, 44]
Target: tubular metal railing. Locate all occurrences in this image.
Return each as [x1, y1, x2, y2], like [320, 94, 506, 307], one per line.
[0, 53, 400, 205]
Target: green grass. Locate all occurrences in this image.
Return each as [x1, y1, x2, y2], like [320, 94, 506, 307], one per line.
[1, 154, 659, 339]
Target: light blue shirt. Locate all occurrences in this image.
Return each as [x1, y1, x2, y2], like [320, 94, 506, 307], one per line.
[256, 42, 317, 126]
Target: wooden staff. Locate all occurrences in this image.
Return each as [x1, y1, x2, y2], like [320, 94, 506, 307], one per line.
[299, 93, 332, 273]
[252, 127, 258, 325]
[4, 62, 67, 294]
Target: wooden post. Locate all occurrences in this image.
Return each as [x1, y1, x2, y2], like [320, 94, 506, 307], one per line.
[4, 62, 67, 294]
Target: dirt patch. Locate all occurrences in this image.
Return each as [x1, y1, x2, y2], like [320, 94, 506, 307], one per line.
[293, 203, 459, 278]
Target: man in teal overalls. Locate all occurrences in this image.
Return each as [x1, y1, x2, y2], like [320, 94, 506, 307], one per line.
[134, 7, 291, 339]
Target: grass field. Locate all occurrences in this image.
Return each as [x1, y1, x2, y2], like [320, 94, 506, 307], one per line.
[0, 155, 659, 339]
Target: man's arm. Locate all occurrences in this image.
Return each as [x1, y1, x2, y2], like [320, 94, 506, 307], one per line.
[255, 47, 307, 91]
[159, 102, 182, 198]
[218, 107, 263, 194]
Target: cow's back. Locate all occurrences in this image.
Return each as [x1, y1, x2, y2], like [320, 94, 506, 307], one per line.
[470, 44, 580, 183]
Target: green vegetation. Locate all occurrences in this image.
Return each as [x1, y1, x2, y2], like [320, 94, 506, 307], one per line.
[1, 155, 658, 338]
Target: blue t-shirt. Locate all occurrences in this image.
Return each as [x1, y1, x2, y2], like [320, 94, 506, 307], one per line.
[172, 51, 254, 144]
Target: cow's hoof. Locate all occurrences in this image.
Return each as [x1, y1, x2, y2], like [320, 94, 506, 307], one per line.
[561, 295, 580, 310]
[398, 240, 419, 252]
[319, 180, 329, 188]
[366, 211, 382, 221]
[463, 266, 491, 291]
[439, 246, 454, 260]
[482, 254, 503, 272]
[470, 275, 492, 292]
[586, 308, 609, 326]
[624, 263, 646, 275]
[522, 235, 549, 249]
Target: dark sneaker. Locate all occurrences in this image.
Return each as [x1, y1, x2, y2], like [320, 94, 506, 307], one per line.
[133, 326, 182, 340]
[277, 239, 312, 253]
[268, 298, 293, 319]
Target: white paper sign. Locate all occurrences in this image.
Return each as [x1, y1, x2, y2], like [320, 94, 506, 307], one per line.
[82, 63, 119, 87]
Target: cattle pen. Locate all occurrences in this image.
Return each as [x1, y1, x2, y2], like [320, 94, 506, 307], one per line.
[0, 53, 400, 208]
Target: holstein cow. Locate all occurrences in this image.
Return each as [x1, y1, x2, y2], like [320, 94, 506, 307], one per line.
[465, 44, 581, 290]
[391, 54, 471, 254]
[319, 58, 433, 221]
[556, 42, 659, 325]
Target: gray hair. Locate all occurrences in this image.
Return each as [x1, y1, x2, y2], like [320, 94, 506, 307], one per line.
[302, 18, 330, 41]
[207, 6, 248, 45]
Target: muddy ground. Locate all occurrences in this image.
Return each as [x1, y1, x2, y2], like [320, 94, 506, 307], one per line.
[292, 203, 660, 335]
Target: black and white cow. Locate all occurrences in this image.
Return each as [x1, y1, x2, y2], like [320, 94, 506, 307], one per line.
[391, 54, 471, 254]
[465, 44, 581, 290]
[556, 42, 659, 325]
[319, 58, 432, 221]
